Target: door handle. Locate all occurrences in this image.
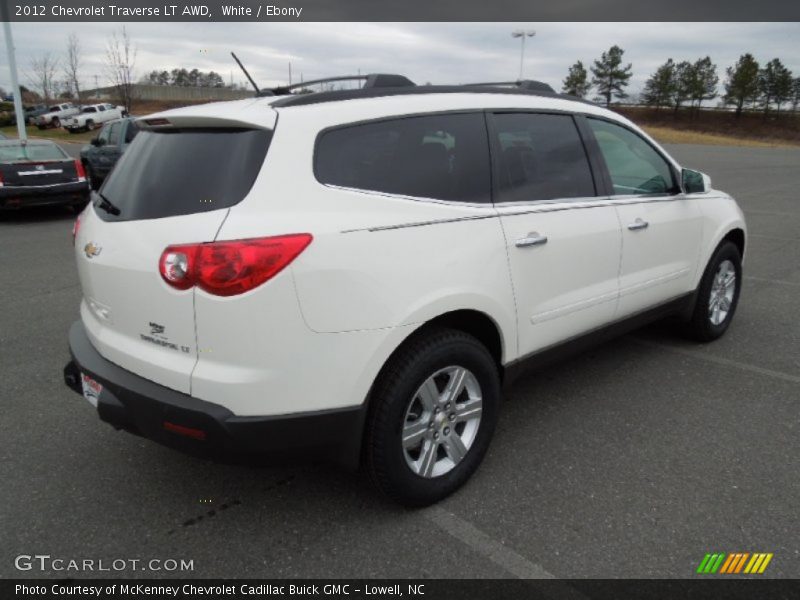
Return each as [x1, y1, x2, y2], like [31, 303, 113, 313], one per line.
[627, 218, 649, 231]
[515, 232, 548, 248]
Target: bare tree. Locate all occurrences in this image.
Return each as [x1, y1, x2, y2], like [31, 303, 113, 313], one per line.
[104, 26, 137, 111]
[64, 33, 83, 101]
[28, 52, 60, 102]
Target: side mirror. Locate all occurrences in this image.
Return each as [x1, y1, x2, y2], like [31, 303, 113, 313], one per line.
[90, 137, 104, 147]
[682, 168, 711, 194]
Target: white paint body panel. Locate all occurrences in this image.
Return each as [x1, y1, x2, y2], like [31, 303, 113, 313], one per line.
[75, 92, 746, 417]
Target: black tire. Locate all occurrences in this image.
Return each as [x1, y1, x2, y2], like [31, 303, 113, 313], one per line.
[86, 120, 95, 131]
[364, 328, 500, 507]
[684, 241, 742, 342]
[51, 117, 60, 128]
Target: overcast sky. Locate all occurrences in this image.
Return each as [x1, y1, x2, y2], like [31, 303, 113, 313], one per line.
[2, 22, 799, 99]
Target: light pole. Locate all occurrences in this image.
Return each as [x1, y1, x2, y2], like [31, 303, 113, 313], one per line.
[511, 30, 536, 81]
[1, 2, 28, 141]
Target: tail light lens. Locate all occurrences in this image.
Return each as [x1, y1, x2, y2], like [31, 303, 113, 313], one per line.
[74, 160, 87, 183]
[0, 171, 4, 187]
[159, 234, 313, 297]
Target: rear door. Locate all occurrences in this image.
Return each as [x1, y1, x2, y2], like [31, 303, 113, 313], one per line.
[75, 120, 275, 393]
[490, 111, 622, 356]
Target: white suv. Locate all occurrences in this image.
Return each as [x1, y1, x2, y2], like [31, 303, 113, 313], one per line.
[64, 76, 746, 506]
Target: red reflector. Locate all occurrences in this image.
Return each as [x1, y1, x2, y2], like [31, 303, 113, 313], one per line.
[74, 159, 87, 183]
[163, 421, 207, 441]
[72, 214, 81, 245]
[159, 234, 313, 296]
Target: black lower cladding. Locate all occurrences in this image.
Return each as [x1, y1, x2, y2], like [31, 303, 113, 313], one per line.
[0, 182, 89, 209]
[64, 321, 366, 468]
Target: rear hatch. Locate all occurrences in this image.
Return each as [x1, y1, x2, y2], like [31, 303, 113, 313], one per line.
[75, 115, 274, 394]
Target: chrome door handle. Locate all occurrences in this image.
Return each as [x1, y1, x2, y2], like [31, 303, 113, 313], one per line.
[515, 232, 548, 248]
[627, 218, 649, 231]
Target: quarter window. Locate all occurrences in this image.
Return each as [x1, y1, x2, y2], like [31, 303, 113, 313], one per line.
[587, 118, 677, 195]
[107, 122, 121, 146]
[315, 113, 490, 203]
[491, 113, 596, 203]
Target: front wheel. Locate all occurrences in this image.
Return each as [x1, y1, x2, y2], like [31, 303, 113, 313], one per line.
[86, 120, 95, 131]
[365, 328, 500, 506]
[684, 241, 742, 342]
[51, 117, 60, 128]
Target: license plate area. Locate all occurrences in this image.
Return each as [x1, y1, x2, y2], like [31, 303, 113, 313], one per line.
[80, 373, 103, 407]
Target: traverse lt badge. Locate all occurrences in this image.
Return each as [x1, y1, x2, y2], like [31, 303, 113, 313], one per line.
[84, 242, 102, 259]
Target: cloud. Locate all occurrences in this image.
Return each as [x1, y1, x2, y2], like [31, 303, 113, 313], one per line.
[2, 22, 798, 97]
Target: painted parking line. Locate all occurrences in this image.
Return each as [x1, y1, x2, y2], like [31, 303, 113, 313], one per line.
[745, 275, 800, 288]
[631, 338, 800, 385]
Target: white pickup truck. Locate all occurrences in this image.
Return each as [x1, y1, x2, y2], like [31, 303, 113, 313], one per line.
[36, 103, 81, 129]
[65, 103, 126, 133]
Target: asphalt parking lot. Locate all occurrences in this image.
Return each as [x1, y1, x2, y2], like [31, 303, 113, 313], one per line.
[0, 142, 797, 580]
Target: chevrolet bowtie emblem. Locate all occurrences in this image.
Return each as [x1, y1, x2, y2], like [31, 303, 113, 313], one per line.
[84, 242, 102, 258]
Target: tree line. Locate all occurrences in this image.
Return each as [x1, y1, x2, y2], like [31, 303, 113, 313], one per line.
[562, 46, 800, 116]
[141, 68, 227, 88]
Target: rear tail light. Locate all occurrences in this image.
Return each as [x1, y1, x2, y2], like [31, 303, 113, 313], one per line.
[159, 234, 313, 297]
[74, 159, 87, 183]
[0, 171, 4, 187]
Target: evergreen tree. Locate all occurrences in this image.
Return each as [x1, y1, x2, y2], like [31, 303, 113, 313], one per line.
[590, 45, 633, 107]
[759, 58, 793, 114]
[724, 53, 760, 117]
[641, 59, 675, 110]
[562, 61, 591, 98]
[688, 56, 718, 110]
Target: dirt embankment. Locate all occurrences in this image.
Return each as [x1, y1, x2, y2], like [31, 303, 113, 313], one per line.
[616, 106, 800, 147]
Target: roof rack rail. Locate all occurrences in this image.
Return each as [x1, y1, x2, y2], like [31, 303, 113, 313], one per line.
[262, 73, 415, 97]
[466, 80, 556, 93]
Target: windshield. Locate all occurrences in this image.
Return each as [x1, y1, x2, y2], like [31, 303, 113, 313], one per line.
[99, 128, 272, 221]
[0, 143, 69, 162]
[82, 107, 97, 113]
[49, 106, 61, 112]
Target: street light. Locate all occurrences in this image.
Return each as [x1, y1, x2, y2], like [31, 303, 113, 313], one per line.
[511, 30, 536, 80]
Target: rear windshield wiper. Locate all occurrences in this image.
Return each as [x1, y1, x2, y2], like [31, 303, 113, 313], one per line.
[95, 192, 121, 216]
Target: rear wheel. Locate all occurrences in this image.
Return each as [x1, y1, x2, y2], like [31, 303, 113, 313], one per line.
[365, 328, 500, 506]
[684, 241, 742, 342]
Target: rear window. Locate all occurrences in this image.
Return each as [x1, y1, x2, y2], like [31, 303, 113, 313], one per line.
[315, 113, 490, 203]
[98, 128, 272, 221]
[0, 143, 68, 162]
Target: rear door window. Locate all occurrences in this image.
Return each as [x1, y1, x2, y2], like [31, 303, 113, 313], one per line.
[98, 128, 272, 221]
[315, 112, 490, 203]
[490, 112, 596, 203]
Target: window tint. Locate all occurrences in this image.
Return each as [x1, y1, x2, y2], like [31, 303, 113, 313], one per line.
[491, 113, 595, 202]
[107, 123, 121, 145]
[97, 105, 106, 112]
[315, 113, 490, 203]
[124, 121, 139, 143]
[99, 128, 272, 221]
[97, 124, 111, 144]
[587, 119, 677, 195]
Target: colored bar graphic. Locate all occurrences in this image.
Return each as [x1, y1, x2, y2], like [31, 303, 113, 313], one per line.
[759, 553, 773, 574]
[698, 552, 774, 575]
[697, 554, 712, 574]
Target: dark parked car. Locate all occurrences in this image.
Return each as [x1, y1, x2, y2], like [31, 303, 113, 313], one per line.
[0, 139, 90, 211]
[25, 104, 49, 124]
[80, 117, 139, 190]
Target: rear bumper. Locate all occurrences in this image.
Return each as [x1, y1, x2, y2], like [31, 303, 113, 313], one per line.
[64, 320, 365, 468]
[0, 182, 89, 209]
